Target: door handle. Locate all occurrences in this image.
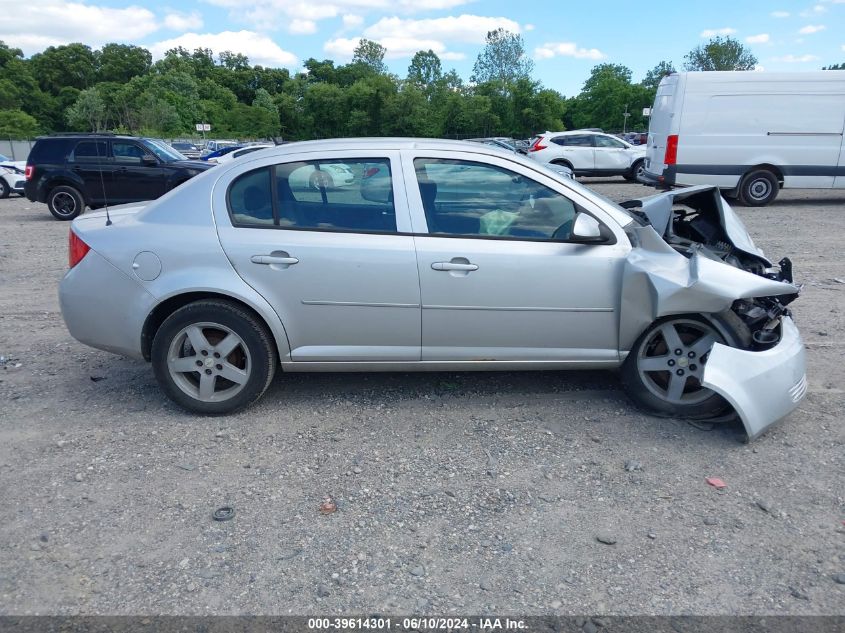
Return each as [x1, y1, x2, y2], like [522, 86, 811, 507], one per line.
[431, 261, 478, 272]
[251, 254, 299, 266]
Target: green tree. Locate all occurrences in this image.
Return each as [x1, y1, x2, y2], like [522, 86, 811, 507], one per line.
[822, 63, 845, 70]
[352, 39, 388, 74]
[66, 87, 106, 131]
[683, 36, 757, 71]
[471, 28, 534, 92]
[571, 64, 651, 131]
[252, 87, 280, 135]
[218, 51, 250, 71]
[30, 43, 98, 93]
[0, 109, 40, 136]
[407, 50, 442, 90]
[641, 60, 676, 90]
[97, 43, 151, 83]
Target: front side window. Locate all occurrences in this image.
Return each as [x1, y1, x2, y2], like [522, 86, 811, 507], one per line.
[227, 158, 396, 233]
[414, 158, 581, 241]
[112, 141, 149, 164]
[594, 135, 626, 149]
[70, 140, 109, 162]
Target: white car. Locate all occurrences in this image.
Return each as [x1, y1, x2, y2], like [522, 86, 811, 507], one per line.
[0, 153, 26, 198]
[528, 131, 647, 181]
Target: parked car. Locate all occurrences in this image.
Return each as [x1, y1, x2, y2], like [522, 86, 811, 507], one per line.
[0, 154, 26, 198]
[528, 131, 647, 181]
[643, 70, 845, 205]
[464, 139, 573, 179]
[58, 139, 805, 439]
[203, 145, 245, 163]
[170, 141, 202, 159]
[212, 144, 276, 165]
[24, 133, 214, 220]
[201, 140, 238, 157]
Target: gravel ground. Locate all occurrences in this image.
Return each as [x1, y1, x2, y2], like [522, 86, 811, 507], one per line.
[0, 180, 843, 616]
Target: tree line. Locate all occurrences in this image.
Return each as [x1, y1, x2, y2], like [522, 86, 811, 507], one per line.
[0, 31, 839, 141]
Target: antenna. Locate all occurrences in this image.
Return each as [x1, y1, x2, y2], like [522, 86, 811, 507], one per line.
[93, 135, 112, 226]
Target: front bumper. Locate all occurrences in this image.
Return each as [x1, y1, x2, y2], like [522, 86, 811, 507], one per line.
[702, 317, 806, 440]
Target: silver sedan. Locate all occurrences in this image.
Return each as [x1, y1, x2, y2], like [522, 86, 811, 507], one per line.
[59, 139, 806, 440]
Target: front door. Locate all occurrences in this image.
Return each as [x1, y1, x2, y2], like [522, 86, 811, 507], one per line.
[214, 151, 422, 362]
[110, 140, 167, 202]
[593, 135, 632, 173]
[403, 152, 627, 362]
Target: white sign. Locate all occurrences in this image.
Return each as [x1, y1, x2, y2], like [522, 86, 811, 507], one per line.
[195, 123, 211, 131]
[642, 108, 651, 117]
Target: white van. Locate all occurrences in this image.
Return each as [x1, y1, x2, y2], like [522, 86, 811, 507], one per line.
[643, 71, 845, 205]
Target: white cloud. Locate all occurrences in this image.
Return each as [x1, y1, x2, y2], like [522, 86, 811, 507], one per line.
[342, 14, 364, 29]
[754, 64, 766, 71]
[772, 53, 821, 62]
[0, 0, 159, 54]
[149, 30, 298, 67]
[799, 4, 827, 16]
[534, 42, 606, 61]
[164, 11, 204, 31]
[289, 19, 317, 34]
[324, 37, 359, 58]
[798, 24, 826, 34]
[770, 10, 790, 17]
[524, 24, 535, 31]
[700, 27, 737, 37]
[363, 15, 522, 44]
[745, 33, 770, 44]
[205, 0, 474, 30]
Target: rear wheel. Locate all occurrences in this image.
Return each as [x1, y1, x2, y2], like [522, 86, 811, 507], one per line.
[151, 300, 276, 414]
[738, 169, 779, 206]
[621, 314, 748, 419]
[47, 185, 84, 220]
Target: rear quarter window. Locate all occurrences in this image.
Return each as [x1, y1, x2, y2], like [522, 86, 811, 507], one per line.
[27, 138, 76, 164]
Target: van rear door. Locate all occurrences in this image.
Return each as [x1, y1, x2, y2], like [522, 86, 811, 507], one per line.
[645, 74, 682, 182]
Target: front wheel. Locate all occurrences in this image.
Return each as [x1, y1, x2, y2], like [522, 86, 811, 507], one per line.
[47, 185, 84, 220]
[623, 160, 645, 182]
[621, 315, 747, 419]
[0, 178, 9, 199]
[151, 300, 276, 414]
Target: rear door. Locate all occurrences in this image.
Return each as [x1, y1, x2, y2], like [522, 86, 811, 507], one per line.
[833, 112, 845, 189]
[213, 150, 422, 362]
[67, 139, 112, 205]
[551, 134, 595, 171]
[646, 74, 682, 177]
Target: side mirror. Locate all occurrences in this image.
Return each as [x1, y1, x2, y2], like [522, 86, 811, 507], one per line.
[570, 212, 613, 243]
[142, 155, 158, 166]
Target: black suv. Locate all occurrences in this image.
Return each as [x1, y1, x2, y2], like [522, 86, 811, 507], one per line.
[24, 133, 213, 220]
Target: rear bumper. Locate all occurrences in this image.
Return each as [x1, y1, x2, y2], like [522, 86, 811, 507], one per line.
[702, 317, 806, 440]
[60, 249, 156, 359]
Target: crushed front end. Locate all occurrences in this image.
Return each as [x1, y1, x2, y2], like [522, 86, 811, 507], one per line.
[620, 186, 806, 439]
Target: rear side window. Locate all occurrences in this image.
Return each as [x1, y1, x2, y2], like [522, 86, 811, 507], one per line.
[228, 167, 274, 225]
[227, 158, 396, 233]
[28, 138, 75, 164]
[70, 140, 109, 162]
[553, 135, 592, 147]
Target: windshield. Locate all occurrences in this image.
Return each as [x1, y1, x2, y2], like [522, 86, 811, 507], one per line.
[0, 153, 10, 162]
[141, 139, 187, 162]
[172, 143, 197, 151]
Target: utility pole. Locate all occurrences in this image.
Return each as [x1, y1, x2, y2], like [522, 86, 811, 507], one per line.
[622, 103, 631, 134]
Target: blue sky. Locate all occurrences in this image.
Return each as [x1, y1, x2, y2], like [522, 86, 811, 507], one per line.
[3, 0, 844, 95]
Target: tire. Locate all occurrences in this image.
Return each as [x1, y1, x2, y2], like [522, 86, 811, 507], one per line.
[0, 178, 9, 199]
[151, 299, 276, 414]
[47, 185, 84, 220]
[624, 160, 645, 182]
[738, 169, 779, 206]
[310, 170, 334, 190]
[620, 313, 749, 419]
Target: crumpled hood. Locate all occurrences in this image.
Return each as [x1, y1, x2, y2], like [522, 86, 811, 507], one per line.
[622, 185, 768, 264]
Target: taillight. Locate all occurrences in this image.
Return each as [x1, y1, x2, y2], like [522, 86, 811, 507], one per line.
[529, 138, 547, 152]
[68, 230, 90, 268]
[664, 134, 679, 165]
[25, 165, 33, 180]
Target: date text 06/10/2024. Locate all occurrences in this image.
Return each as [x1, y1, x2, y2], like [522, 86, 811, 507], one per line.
[307, 617, 528, 630]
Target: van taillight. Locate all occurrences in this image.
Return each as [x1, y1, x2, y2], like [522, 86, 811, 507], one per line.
[25, 165, 33, 180]
[529, 138, 547, 152]
[664, 135, 679, 165]
[68, 230, 90, 268]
